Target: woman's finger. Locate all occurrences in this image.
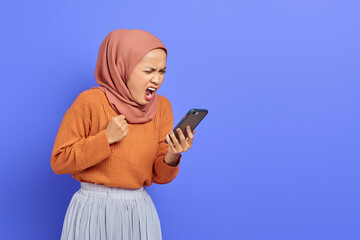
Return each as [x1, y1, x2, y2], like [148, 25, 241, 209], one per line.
[170, 130, 182, 151]
[186, 126, 194, 147]
[176, 128, 188, 151]
[165, 134, 176, 152]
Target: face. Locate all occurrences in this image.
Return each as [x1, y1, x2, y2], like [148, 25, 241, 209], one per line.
[127, 48, 167, 105]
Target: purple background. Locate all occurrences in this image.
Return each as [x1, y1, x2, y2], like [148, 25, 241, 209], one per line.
[0, 0, 359, 239]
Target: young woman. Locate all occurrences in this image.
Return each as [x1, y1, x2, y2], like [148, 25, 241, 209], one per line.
[51, 29, 195, 240]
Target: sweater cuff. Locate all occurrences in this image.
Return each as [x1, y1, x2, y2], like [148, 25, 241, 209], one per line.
[152, 154, 181, 184]
[94, 129, 112, 157]
[160, 154, 181, 173]
[81, 130, 112, 168]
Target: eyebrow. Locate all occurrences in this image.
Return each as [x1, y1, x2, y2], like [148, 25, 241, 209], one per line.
[145, 67, 167, 71]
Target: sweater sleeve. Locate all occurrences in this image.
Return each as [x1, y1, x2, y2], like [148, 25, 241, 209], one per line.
[50, 96, 112, 175]
[152, 97, 181, 184]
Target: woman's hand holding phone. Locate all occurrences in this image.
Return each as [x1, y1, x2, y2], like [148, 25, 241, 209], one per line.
[164, 126, 195, 166]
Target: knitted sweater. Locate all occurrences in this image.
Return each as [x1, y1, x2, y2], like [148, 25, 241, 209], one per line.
[51, 88, 180, 188]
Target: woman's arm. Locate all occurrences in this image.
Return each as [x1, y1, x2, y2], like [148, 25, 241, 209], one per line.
[151, 97, 180, 184]
[51, 102, 112, 175]
[151, 97, 195, 184]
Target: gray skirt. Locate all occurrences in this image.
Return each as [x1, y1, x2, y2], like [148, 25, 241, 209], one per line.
[60, 182, 162, 240]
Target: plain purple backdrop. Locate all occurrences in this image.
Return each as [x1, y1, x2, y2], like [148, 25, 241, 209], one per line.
[0, 0, 359, 239]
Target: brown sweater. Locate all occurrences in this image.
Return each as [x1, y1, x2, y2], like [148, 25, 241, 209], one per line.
[51, 88, 180, 188]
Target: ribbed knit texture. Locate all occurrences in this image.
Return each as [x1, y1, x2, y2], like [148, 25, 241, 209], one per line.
[51, 88, 180, 188]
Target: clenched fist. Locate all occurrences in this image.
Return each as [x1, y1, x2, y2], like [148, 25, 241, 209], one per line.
[105, 115, 129, 144]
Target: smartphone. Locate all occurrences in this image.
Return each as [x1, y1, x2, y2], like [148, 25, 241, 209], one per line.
[165, 109, 208, 143]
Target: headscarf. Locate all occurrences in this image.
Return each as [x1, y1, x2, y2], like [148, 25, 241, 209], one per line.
[94, 29, 167, 123]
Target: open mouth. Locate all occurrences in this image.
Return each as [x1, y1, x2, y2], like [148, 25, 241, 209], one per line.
[145, 87, 157, 101]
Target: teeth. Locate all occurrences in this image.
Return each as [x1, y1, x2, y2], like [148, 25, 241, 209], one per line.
[148, 87, 156, 91]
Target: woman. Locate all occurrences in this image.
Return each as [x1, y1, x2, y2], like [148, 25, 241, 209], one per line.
[51, 29, 194, 240]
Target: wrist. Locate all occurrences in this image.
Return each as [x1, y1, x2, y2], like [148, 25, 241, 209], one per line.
[164, 152, 180, 167]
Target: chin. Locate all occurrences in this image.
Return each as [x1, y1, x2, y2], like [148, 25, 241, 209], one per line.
[136, 99, 149, 106]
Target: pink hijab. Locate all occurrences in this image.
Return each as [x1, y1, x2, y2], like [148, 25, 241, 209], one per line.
[94, 29, 167, 123]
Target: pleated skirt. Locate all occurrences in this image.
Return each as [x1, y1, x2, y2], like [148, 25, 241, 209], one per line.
[60, 182, 162, 240]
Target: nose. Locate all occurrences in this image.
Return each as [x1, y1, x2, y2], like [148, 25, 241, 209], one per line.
[150, 74, 161, 85]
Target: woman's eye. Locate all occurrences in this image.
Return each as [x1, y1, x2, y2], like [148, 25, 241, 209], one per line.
[144, 71, 153, 74]
[160, 71, 166, 75]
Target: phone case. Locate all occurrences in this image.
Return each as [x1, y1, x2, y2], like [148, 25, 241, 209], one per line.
[165, 109, 208, 143]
